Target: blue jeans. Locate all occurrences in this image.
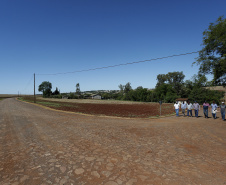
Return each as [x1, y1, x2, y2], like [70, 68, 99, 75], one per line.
[195, 109, 199, 117]
[175, 109, 179, 116]
[203, 109, 208, 118]
[187, 110, 192, 117]
[212, 113, 216, 119]
[221, 112, 225, 120]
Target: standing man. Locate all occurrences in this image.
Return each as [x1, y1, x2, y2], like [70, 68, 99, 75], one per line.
[187, 101, 193, 117]
[181, 101, 187, 117]
[203, 101, 210, 118]
[220, 102, 225, 121]
[193, 101, 200, 118]
[174, 101, 180, 117]
[211, 101, 218, 119]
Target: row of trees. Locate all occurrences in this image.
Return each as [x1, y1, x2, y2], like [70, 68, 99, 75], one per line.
[38, 72, 224, 104]
[38, 82, 81, 98]
[38, 82, 60, 98]
[114, 72, 224, 104]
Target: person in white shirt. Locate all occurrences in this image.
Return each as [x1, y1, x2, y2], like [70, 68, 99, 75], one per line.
[174, 101, 180, 117]
[181, 101, 187, 116]
[210, 101, 218, 119]
[193, 101, 200, 118]
[187, 101, 193, 117]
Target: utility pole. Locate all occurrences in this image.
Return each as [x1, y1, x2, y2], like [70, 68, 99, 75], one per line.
[34, 73, 36, 103]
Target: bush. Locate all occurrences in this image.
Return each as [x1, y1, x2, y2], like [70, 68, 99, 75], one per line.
[50, 94, 62, 99]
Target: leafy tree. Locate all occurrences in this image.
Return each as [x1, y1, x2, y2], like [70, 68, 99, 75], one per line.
[76, 83, 81, 98]
[38, 81, 52, 97]
[117, 82, 133, 100]
[156, 71, 185, 96]
[165, 91, 178, 103]
[124, 82, 132, 94]
[195, 16, 226, 85]
[134, 87, 150, 102]
[118, 84, 124, 93]
[166, 72, 185, 96]
[184, 74, 224, 103]
[155, 84, 171, 102]
[102, 93, 111, 99]
[156, 74, 167, 87]
[52, 87, 60, 95]
[184, 80, 194, 97]
[191, 74, 208, 88]
[188, 88, 223, 104]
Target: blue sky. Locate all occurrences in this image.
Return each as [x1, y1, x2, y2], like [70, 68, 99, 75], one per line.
[0, 0, 225, 94]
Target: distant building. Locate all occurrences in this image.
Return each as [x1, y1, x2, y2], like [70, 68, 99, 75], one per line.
[175, 98, 188, 104]
[91, 95, 102, 100]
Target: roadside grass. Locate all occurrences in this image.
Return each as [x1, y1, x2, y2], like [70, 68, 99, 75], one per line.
[38, 102, 61, 107]
[38, 102, 76, 108]
[19, 97, 57, 106]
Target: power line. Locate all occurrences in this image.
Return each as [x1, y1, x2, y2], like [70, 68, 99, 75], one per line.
[21, 74, 34, 93]
[37, 51, 199, 76]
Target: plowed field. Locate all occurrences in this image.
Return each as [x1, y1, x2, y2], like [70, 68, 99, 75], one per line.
[20, 97, 174, 118]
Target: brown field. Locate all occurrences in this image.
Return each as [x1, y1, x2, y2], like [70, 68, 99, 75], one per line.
[19, 96, 175, 118]
[0, 94, 19, 98]
[0, 94, 20, 101]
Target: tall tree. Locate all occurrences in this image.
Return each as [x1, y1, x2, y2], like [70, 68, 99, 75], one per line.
[191, 74, 208, 88]
[124, 82, 132, 94]
[195, 16, 226, 85]
[118, 84, 124, 93]
[52, 87, 60, 95]
[38, 81, 52, 97]
[156, 71, 185, 96]
[75, 83, 81, 99]
[156, 74, 167, 87]
[76, 83, 81, 95]
[166, 72, 185, 96]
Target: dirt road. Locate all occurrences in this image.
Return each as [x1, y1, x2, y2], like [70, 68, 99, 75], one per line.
[0, 98, 226, 185]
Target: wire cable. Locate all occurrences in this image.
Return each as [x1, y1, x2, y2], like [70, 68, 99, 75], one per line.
[37, 51, 199, 76]
[21, 74, 34, 94]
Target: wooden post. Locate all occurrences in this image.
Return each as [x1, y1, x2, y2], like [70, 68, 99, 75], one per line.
[159, 100, 162, 116]
[34, 73, 36, 103]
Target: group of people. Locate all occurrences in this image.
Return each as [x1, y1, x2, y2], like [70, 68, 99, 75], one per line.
[174, 100, 225, 121]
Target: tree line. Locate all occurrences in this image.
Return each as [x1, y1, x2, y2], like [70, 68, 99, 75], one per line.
[38, 71, 224, 104]
[109, 72, 224, 104]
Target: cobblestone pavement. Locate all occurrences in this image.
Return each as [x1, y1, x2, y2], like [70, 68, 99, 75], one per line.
[0, 98, 226, 185]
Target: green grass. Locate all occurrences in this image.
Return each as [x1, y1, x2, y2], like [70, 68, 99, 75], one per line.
[19, 97, 60, 107]
[18, 97, 78, 108]
[18, 97, 33, 102]
[37, 101, 61, 107]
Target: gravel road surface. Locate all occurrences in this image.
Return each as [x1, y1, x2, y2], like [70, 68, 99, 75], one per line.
[0, 98, 226, 185]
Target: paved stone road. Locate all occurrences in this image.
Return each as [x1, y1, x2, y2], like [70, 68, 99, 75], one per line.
[0, 98, 226, 185]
